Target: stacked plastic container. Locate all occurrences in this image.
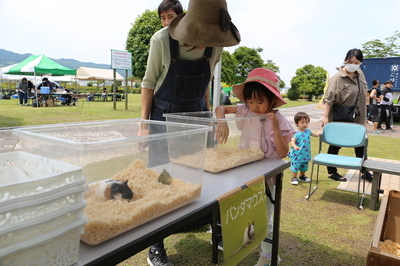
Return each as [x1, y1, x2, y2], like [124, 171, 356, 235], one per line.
[164, 111, 265, 173]
[0, 151, 86, 266]
[13, 119, 211, 245]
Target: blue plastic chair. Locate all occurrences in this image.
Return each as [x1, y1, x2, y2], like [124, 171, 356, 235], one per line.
[306, 122, 368, 210]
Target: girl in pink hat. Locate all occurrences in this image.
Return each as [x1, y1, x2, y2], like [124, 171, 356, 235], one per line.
[215, 68, 295, 266]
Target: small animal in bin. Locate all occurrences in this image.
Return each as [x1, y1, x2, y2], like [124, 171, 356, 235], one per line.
[158, 169, 172, 185]
[229, 221, 255, 258]
[95, 180, 134, 201]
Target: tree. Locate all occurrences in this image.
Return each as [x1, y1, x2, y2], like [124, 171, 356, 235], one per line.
[220, 51, 238, 85]
[290, 64, 327, 101]
[362, 30, 400, 58]
[287, 87, 300, 100]
[125, 10, 162, 79]
[232, 47, 265, 84]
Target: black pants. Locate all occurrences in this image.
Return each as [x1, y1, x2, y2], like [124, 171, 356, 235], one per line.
[378, 105, 392, 130]
[327, 145, 366, 174]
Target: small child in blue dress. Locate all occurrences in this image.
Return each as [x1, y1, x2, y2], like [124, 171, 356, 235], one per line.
[288, 112, 322, 185]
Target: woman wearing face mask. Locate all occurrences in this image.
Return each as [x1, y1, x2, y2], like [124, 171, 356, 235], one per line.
[320, 48, 371, 182]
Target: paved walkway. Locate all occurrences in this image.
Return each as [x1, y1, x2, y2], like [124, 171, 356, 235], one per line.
[337, 157, 400, 194]
[279, 104, 400, 198]
[278, 103, 399, 138]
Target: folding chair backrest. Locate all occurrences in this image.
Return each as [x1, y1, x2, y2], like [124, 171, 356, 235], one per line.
[321, 122, 367, 148]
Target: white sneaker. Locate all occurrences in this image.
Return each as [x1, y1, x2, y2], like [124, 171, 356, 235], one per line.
[254, 252, 281, 266]
[367, 121, 373, 125]
[209, 239, 223, 251]
[291, 177, 299, 185]
[299, 175, 310, 182]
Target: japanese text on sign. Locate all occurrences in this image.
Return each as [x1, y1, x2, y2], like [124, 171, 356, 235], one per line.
[225, 191, 265, 224]
[389, 64, 399, 87]
[111, 49, 132, 70]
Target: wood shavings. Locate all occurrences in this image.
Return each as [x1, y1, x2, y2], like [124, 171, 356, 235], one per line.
[171, 147, 264, 173]
[379, 239, 400, 257]
[80, 159, 201, 245]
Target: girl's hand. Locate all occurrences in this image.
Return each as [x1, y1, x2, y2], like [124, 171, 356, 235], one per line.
[266, 112, 280, 132]
[216, 122, 229, 144]
[294, 146, 301, 151]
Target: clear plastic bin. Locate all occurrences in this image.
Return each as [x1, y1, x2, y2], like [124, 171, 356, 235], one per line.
[13, 119, 211, 245]
[164, 111, 265, 172]
[13, 119, 211, 184]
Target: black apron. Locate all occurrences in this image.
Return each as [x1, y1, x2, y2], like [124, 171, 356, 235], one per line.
[150, 34, 213, 121]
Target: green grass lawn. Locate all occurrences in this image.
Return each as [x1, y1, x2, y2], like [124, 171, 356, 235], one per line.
[0, 95, 314, 128]
[1, 95, 398, 265]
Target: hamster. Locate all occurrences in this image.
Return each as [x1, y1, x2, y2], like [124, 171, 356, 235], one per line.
[95, 180, 134, 201]
[229, 221, 255, 259]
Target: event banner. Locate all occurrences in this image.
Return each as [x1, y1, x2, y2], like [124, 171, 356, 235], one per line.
[218, 176, 268, 266]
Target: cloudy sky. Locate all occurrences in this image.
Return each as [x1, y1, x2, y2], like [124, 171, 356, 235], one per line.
[1, 0, 398, 85]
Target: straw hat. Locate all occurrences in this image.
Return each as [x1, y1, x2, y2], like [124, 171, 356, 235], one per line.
[168, 0, 240, 47]
[233, 68, 287, 108]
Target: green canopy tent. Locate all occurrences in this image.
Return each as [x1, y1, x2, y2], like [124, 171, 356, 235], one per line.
[4, 54, 76, 76]
[2, 54, 77, 105]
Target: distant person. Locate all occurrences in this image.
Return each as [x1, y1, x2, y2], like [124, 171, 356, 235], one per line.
[368, 79, 382, 133]
[158, 0, 183, 28]
[101, 88, 108, 101]
[378, 80, 394, 132]
[41, 77, 53, 90]
[17, 77, 33, 106]
[288, 112, 322, 185]
[321, 48, 372, 182]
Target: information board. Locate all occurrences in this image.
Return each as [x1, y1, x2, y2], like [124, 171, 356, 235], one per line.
[111, 49, 132, 70]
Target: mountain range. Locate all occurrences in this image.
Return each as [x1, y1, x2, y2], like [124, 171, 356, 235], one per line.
[0, 49, 125, 75]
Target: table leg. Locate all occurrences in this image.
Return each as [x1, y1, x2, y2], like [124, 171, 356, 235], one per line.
[211, 208, 219, 264]
[369, 171, 381, 211]
[271, 172, 283, 266]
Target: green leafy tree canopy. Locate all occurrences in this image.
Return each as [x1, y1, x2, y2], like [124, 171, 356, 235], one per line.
[290, 64, 327, 100]
[232, 47, 265, 84]
[126, 10, 162, 79]
[362, 30, 400, 58]
[220, 51, 238, 85]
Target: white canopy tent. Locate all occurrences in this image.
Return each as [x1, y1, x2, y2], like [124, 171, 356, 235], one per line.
[76, 67, 124, 81]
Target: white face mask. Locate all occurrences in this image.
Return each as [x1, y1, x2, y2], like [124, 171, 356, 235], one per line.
[345, 64, 360, 73]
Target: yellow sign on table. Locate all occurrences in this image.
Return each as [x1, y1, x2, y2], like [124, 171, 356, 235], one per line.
[217, 175, 268, 266]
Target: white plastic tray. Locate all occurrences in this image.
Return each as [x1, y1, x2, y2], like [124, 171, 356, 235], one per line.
[0, 151, 83, 203]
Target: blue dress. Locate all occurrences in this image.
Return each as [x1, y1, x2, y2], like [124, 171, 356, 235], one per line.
[288, 129, 312, 163]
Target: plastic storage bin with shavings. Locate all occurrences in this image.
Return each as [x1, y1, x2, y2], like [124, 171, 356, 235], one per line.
[164, 111, 265, 173]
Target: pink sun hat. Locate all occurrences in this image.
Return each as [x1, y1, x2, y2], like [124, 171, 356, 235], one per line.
[233, 68, 286, 108]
